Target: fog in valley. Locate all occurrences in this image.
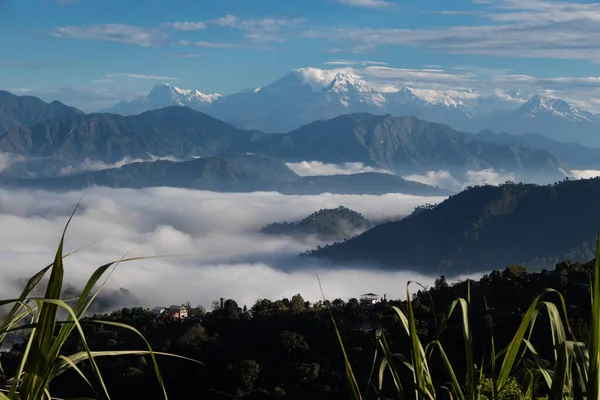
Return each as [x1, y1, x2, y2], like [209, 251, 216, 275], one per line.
[0, 186, 451, 312]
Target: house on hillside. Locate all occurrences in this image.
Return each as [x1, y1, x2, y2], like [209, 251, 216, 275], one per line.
[359, 293, 379, 307]
[168, 305, 188, 319]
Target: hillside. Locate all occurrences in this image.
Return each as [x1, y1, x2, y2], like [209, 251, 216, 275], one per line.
[260, 206, 371, 241]
[283, 172, 448, 195]
[0, 105, 566, 180]
[0, 156, 451, 196]
[476, 130, 600, 170]
[4, 157, 272, 192]
[306, 177, 600, 274]
[0, 91, 84, 132]
[254, 113, 565, 176]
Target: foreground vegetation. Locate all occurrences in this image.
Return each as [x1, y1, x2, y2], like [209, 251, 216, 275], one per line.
[1, 220, 600, 398]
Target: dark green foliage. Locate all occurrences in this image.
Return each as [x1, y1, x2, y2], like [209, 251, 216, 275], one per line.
[261, 206, 371, 241]
[307, 178, 600, 274]
[3, 258, 595, 399]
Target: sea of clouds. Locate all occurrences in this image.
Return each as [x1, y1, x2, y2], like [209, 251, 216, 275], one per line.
[0, 187, 452, 311]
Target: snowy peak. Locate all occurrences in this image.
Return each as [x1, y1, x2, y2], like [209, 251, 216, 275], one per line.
[148, 83, 222, 105]
[515, 95, 593, 122]
[323, 71, 375, 94]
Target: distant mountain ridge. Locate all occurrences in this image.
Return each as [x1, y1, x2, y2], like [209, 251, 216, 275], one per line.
[101, 69, 600, 146]
[0, 107, 567, 181]
[0, 155, 451, 196]
[306, 177, 600, 274]
[0, 91, 84, 132]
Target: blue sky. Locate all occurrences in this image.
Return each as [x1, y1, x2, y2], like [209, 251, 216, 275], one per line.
[2, 0, 600, 111]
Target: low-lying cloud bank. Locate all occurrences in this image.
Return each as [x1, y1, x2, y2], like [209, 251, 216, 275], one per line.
[570, 169, 600, 180]
[286, 161, 391, 176]
[58, 155, 191, 176]
[402, 169, 518, 191]
[0, 187, 449, 311]
[401, 168, 598, 191]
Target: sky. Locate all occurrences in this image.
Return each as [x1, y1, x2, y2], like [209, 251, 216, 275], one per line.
[2, 0, 600, 111]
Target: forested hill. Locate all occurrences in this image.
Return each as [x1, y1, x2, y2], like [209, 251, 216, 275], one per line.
[306, 177, 600, 274]
[260, 206, 371, 241]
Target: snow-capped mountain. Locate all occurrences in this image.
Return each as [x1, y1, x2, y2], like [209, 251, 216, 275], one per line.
[322, 71, 386, 108]
[512, 95, 594, 122]
[101, 69, 600, 146]
[103, 82, 221, 115]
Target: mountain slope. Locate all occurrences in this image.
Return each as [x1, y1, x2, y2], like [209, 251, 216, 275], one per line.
[0, 106, 260, 176]
[261, 206, 371, 241]
[476, 96, 600, 146]
[285, 172, 449, 195]
[476, 130, 600, 169]
[0, 156, 451, 196]
[0, 91, 84, 132]
[0, 108, 566, 180]
[5, 157, 271, 192]
[306, 177, 600, 274]
[252, 113, 565, 176]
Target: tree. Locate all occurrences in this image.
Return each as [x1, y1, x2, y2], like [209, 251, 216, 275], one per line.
[177, 324, 209, 354]
[290, 294, 306, 313]
[228, 359, 261, 397]
[224, 299, 240, 320]
[278, 331, 309, 355]
[434, 275, 449, 290]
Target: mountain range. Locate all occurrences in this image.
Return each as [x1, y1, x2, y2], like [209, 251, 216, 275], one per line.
[306, 177, 600, 274]
[102, 70, 600, 147]
[0, 155, 450, 196]
[0, 90, 83, 132]
[0, 100, 570, 184]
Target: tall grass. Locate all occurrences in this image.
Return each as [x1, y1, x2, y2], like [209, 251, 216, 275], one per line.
[0, 210, 198, 399]
[333, 229, 600, 399]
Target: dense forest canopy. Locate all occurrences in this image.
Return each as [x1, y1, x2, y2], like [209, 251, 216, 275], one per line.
[260, 206, 371, 242]
[307, 178, 600, 275]
[1, 257, 594, 399]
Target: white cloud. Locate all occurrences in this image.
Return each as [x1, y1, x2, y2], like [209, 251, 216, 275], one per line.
[294, 65, 600, 113]
[403, 170, 463, 191]
[292, 67, 348, 91]
[569, 169, 600, 180]
[204, 15, 305, 43]
[403, 169, 517, 191]
[465, 169, 517, 186]
[192, 41, 242, 49]
[307, 0, 600, 63]
[163, 21, 207, 31]
[57, 155, 190, 176]
[0, 187, 448, 309]
[333, 0, 392, 9]
[105, 73, 180, 81]
[210, 15, 305, 31]
[286, 161, 391, 176]
[324, 60, 389, 68]
[0, 153, 29, 173]
[50, 24, 166, 47]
